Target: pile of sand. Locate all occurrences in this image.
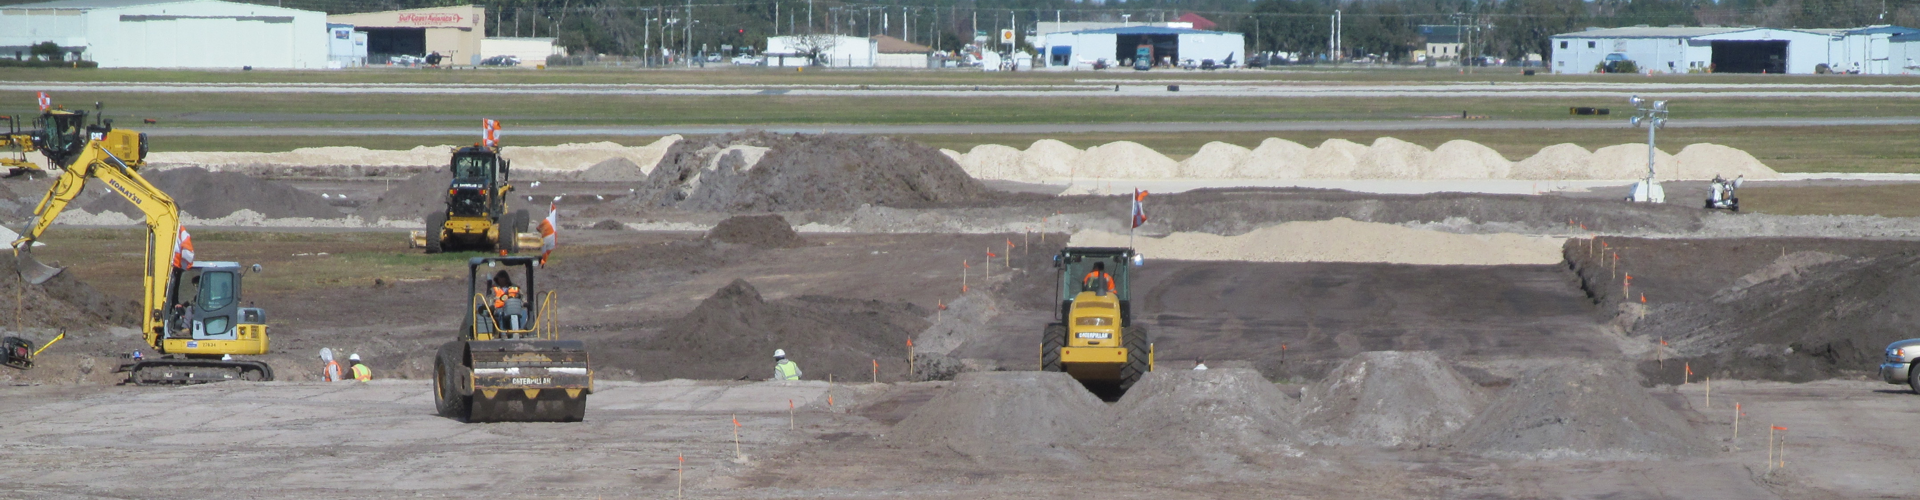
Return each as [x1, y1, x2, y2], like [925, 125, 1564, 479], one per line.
[1101, 368, 1296, 453]
[635, 133, 988, 212]
[887, 371, 1109, 458]
[1295, 352, 1486, 448]
[1445, 361, 1715, 460]
[639, 280, 928, 381]
[944, 137, 1779, 182]
[705, 214, 806, 248]
[1068, 218, 1566, 265]
[81, 167, 343, 220]
[146, 138, 681, 174]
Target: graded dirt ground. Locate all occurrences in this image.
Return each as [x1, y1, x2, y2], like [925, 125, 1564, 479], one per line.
[5, 130, 1920, 497]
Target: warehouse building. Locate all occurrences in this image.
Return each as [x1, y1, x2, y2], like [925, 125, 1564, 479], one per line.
[1040, 26, 1245, 69]
[765, 35, 876, 67]
[329, 5, 486, 66]
[0, 0, 326, 68]
[1551, 25, 1920, 74]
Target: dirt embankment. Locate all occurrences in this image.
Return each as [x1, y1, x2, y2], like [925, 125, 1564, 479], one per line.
[623, 133, 990, 212]
[82, 167, 342, 220]
[0, 253, 140, 329]
[637, 279, 928, 381]
[887, 371, 1109, 460]
[1563, 237, 1920, 382]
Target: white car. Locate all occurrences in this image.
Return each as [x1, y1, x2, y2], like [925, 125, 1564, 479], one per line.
[731, 55, 759, 65]
[1880, 339, 1920, 393]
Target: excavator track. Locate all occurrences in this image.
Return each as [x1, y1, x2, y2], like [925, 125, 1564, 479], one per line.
[119, 359, 274, 385]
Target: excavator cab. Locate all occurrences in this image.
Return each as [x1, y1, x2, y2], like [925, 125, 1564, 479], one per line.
[161, 262, 268, 355]
[1041, 247, 1152, 395]
[434, 256, 592, 422]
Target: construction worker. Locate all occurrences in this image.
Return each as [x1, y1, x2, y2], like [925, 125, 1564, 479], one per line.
[773, 349, 802, 381]
[319, 348, 342, 382]
[490, 271, 521, 309]
[1083, 261, 1116, 295]
[349, 353, 372, 382]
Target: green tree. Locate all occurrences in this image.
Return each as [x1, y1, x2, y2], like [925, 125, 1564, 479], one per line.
[29, 41, 62, 62]
[1492, 0, 1585, 61]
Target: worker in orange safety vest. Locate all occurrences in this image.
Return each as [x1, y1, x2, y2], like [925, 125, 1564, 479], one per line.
[1082, 261, 1116, 295]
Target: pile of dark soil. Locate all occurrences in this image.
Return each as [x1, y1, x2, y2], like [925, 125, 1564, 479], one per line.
[887, 371, 1108, 458]
[1295, 351, 1486, 448]
[358, 171, 448, 222]
[589, 219, 626, 230]
[1634, 251, 1920, 382]
[1101, 368, 1295, 452]
[706, 214, 805, 248]
[632, 132, 988, 212]
[83, 167, 341, 220]
[639, 279, 927, 381]
[1562, 237, 1920, 382]
[0, 252, 139, 330]
[1445, 360, 1714, 460]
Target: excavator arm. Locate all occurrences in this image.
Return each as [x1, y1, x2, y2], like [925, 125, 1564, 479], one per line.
[12, 134, 181, 348]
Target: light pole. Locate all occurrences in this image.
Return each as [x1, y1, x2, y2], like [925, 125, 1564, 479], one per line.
[1627, 95, 1670, 203]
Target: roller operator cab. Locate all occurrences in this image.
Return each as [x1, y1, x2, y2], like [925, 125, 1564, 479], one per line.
[1042, 247, 1152, 394]
[416, 146, 531, 253]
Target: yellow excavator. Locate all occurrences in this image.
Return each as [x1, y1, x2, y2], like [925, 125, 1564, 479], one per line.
[7, 102, 273, 383]
[433, 256, 591, 422]
[1, 114, 50, 178]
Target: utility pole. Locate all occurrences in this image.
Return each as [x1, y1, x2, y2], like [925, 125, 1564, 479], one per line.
[808, 0, 813, 33]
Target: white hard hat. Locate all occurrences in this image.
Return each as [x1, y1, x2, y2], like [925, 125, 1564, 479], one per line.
[349, 353, 361, 362]
[221, 354, 233, 361]
[774, 349, 786, 358]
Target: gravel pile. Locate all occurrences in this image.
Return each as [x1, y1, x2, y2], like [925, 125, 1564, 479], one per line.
[887, 371, 1109, 459]
[1445, 360, 1715, 460]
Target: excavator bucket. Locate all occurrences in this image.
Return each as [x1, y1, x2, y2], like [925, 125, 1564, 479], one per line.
[463, 339, 591, 422]
[13, 247, 63, 285]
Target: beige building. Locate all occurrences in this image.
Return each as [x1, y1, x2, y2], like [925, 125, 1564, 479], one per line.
[329, 5, 484, 65]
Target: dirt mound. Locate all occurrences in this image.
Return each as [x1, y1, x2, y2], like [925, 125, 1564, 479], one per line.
[1635, 251, 1920, 382]
[358, 171, 449, 222]
[1295, 351, 1486, 447]
[0, 252, 140, 329]
[1101, 368, 1295, 452]
[589, 219, 626, 230]
[887, 371, 1108, 458]
[634, 133, 988, 212]
[640, 279, 927, 381]
[705, 214, 805, 248]
[1446, 361, 1714, 460]
[82, 167, 341, 220]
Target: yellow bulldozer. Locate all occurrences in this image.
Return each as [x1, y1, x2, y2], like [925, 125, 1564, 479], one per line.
[409, 144, 539, 253]
[1042, 247, 1152, 394]
[433, 256, 592, 422]
[7, 102, 273, 382]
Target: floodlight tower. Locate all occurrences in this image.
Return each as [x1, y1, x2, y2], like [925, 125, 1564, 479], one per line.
[1627, 95, 1669, 203]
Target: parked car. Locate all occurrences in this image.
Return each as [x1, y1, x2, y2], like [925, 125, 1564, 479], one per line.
[731, 55, 758, 65]
[480, 55, 520, 67]
[1880, 339, 1920, 393]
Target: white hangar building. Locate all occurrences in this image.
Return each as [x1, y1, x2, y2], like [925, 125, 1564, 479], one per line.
[0, 0, 327, 68]
[1040, 26, 1246, 68]
[1550, 25, 1920, 74]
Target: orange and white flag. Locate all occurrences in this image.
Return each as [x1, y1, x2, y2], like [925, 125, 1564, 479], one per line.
[36, 92, 51, 112]
[482, 119, 501, 148]
[537, 200, 557, 266]
[171, 226, 195, 268]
